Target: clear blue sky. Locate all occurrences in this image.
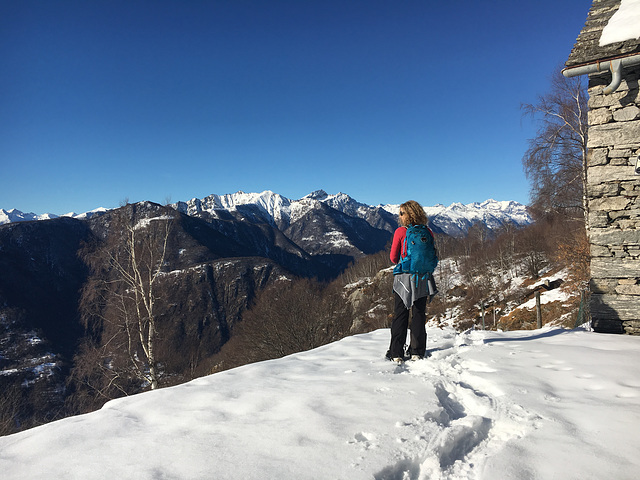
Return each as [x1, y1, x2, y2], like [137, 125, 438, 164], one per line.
[1, 0, 592, 215]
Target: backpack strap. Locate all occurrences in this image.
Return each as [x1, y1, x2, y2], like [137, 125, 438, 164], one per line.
[401, 226, 408, 258]
[413, 273, 428, 288]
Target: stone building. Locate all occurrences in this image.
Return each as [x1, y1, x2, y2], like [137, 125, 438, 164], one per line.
[563, 0, 640, 334]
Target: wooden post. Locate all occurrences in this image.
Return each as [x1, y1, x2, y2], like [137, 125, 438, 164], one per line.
[536, 290, 542, 329]
[481, 303, 485, 330]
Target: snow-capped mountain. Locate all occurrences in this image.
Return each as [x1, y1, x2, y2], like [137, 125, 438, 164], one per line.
[171, 190, 379, 231]
[0, 209, 59, 224]
[172, 190, 294, 228]
[0, 208, 108, 225]
[1, 191, 532, 237]
[426, 199, 532, 237]
[380, 199, 532, 236]
[171, 190, 532, 237]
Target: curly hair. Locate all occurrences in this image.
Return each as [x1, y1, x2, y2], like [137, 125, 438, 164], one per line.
[399, 200, 428, 226]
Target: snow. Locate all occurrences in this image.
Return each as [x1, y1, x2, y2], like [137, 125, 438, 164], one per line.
[382, 200, 532, 237]
[66, 207, 109, 220]
[600, 0, 640, 46]
[326, 230, 352, 248]
[1, 326, 639, 479]
[518, 288, 571, 310]
[176, 190, 294, 225]
[132, 215, 175, 230]
[2, 192, 531, 239]
[0, 207, 108, 225]
[516, 269, 573, 310]
[0, 208, 58, 224]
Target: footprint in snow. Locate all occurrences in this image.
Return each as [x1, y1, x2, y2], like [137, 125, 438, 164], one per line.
[374, 360, 540, 480]
[348, 432, 378, 451]
[538, 360, 573, 371]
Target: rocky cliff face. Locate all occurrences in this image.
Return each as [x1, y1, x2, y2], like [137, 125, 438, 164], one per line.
[78, 201, 310, 357]
[0, 218, 92, 432]
[0, 217, 91, 359]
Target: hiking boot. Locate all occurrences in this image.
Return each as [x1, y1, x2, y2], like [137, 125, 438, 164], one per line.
[410, 355, 423, 361]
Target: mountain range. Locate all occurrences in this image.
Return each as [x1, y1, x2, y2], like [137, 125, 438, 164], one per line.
[0, 190, 531, 434]
[1, 190, 532, 237]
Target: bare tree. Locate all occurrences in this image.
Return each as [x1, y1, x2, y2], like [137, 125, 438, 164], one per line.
[522, 69, 588, 224]
[221, 278, 351, 367]
[0, 383, 23, 436]
[516, 222, 549, 278]
[108, 216, 172, 390]
[75, 208, 174, 401]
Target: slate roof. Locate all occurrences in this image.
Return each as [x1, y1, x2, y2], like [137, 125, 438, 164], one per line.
[565, 0, 640, 67]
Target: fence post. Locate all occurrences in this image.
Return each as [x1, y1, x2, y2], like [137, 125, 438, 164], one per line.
[535, 290, 542, 329]
[481, 303, 485, 330]
[575, 290, 588, 329]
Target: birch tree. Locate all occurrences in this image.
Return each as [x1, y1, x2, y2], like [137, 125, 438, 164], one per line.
[75, 208, 174, 401]
[522, 69, 589, 224]
[108, 216, 172, 390]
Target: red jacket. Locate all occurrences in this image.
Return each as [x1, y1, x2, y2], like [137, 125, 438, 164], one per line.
[390, 227, 407, 264]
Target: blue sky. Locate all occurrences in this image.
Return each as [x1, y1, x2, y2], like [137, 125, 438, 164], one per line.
[1, 0, 592, 215]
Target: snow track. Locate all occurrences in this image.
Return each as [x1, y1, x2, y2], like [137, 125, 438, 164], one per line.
[371, 331, 540, 480]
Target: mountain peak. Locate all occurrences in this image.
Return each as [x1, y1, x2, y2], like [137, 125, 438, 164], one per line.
[304, 190, 329, 200]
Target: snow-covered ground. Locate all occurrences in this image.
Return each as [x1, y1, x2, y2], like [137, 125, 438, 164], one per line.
[1, 326, 639, 480]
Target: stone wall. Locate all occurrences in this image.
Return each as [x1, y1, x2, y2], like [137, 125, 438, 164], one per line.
[586, 65, 640, 334]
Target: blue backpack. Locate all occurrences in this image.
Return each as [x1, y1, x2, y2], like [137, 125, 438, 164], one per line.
[393, 225, 438, 278]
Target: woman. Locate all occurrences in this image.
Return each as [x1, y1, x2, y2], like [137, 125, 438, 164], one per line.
[387, 200, 434, 363]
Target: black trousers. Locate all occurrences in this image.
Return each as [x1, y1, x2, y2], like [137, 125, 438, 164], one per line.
[389, 292, 427, 358]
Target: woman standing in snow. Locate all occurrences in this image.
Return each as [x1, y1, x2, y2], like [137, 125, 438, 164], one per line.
[387, 200, 435, 363]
